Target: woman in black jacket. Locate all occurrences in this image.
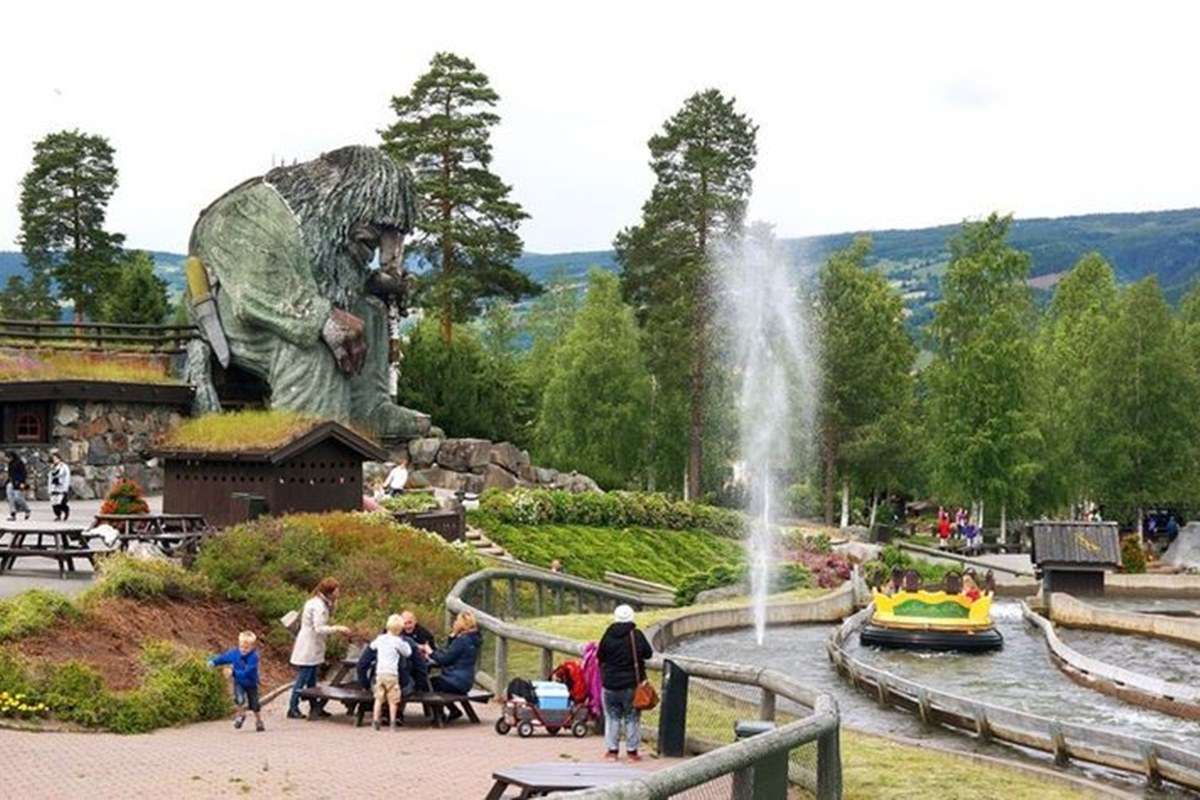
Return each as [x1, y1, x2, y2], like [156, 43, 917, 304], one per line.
[5, 452, 30, 521]
[597, 604, 653, 762]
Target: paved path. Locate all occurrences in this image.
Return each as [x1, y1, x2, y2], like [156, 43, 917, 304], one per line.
[0, 696, 680, 799]
[0, 497, 163, 599]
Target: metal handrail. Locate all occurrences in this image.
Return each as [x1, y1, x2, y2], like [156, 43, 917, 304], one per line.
[445, 567, 843, 799]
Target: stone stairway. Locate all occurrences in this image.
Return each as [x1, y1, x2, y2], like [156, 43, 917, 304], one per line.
[465, 525, 512, 559]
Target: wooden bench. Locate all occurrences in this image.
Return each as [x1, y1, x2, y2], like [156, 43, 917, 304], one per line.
[298, 684, 492, 728]
[0, 547, 97, 577]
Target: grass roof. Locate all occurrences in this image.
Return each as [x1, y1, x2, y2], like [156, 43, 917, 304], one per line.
[159, 410, 327, 452]
[0, 351, 178, 385]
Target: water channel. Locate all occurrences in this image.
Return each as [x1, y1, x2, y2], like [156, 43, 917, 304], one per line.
[668, 599, 1200, 796]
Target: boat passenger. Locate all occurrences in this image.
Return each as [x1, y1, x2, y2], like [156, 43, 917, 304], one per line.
[962, 574, 981, 603]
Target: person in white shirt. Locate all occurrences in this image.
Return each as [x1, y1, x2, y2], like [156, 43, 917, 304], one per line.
[383, 462, 409, 496]
[370, 613, 413, 730]
[48, 450, 70, 521]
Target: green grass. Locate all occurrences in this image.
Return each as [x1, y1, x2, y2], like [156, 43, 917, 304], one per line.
[0, 351, 177, 384]
[380, 493, 440, 513]
[472, 514, 744, 586]
[160, 410, 327, 451]
[82, 553, 211, 604]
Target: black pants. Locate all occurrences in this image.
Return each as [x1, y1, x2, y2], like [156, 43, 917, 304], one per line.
[52, 498, 69, 519]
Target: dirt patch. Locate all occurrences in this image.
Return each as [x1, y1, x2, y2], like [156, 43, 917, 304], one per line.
[15, 597, 293, 691]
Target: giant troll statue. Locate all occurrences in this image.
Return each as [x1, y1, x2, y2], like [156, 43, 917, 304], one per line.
[184, 145, 431, 441]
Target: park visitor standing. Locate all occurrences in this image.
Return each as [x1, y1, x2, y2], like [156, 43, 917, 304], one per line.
[287, 577, 351, 719]
[369, 614, 412, 731]
[47, 450, 70, 521]
[5, 451, 31, 521]
[597, 604, 654, 762]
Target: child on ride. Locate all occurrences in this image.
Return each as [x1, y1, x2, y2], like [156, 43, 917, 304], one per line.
[962, 574, 982, 603]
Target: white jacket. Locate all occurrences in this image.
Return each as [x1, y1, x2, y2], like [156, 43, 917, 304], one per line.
[289, 595, 339, 666]
[48, 463, 70, 501]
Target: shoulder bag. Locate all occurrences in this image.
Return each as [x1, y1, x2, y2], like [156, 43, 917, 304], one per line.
[630, 631, 658, 711]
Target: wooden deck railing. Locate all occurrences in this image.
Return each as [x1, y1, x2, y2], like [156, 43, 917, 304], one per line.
[0, 318, 199, 353]
[445, 567, 843, 799]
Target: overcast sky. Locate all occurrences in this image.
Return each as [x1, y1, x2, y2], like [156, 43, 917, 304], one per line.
[2, 1, 1197, 256]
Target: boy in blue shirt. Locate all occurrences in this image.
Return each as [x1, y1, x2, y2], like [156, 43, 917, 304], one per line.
[209, 631, 264, 732]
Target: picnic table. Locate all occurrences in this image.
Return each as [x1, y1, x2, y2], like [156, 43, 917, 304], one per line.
[484, 763, 646, 799]
[0, 525, 94, 577]
[91, 514, 213, 558]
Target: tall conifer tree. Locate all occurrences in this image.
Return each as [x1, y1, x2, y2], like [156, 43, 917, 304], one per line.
[381, 52, 538, 343]
[615, 89, 757, 498]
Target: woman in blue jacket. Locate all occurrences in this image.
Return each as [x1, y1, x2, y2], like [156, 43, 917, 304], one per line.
[424, 611, 482, 720]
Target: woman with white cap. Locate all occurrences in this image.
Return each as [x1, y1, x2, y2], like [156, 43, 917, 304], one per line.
[597, 604, 653, 762]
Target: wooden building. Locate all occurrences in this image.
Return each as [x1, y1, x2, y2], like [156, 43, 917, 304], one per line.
[159, 421, 387, 528]
[1030, 520, 1120, 596]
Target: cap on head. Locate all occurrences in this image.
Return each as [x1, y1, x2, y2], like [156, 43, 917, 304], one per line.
[613, 604, 635, 624]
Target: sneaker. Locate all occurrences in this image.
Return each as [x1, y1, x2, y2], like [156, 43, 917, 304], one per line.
[626, 752, 643, 763]
[255, 720, 265, 732]
[604, 751, 619, 762]
[286, 709, 305, 720]
[23, 511, 29, 520]
[314, 708, 332, 719]
[233, 714, 246, 729]
[373, 720, 381, 731]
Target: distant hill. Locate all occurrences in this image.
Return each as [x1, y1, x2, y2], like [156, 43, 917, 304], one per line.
[3, 207, 1198, 326]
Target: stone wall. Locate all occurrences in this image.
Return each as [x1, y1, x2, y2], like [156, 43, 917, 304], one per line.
[363, 436, 600, 495]
[8, 401, 182, 501]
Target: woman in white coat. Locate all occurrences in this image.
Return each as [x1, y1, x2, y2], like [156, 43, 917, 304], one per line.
[286, 577, 351, 719]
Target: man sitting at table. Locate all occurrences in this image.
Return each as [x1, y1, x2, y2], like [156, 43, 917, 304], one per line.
[401, 610, 434, 691]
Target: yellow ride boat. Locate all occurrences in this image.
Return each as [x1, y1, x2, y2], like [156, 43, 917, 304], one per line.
[860, 588, 1004, 652]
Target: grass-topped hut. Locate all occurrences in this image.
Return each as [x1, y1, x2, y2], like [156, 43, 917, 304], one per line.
[1030, 520, 1120, 596]
[157, 411, 387, 527]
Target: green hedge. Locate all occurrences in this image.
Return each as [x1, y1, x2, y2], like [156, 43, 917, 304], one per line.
[471, 512, 742, 586]
[478, 488, 744, 538]
[675, 563, 812, 605]
[84, 554, 211, 603]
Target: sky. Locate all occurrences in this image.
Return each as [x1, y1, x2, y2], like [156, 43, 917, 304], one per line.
[2, 1, 1198, 256]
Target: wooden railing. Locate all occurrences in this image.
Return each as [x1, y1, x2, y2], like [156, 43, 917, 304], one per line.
[828, 606, 1200, 792]
[445, 567, 843, 799]
[0, 318, 198, 353]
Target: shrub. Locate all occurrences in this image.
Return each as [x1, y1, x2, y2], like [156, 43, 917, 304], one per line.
[675, 562, 813, 605]
[196, 512, 479, 635]
[0, 648, 33, 694]
[99, 479, 150, 515]
[479, 488, 744, 538]
[85, 554, 210, 602]
[786, 483, 821, 519]
[875, 545, 950, 585]
[1121, 535, 1147, 574]
[379, 493, 440, 514]
[0, 590, 78, 641]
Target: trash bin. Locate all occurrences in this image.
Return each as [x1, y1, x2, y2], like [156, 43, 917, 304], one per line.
[732, 720, 787, 800]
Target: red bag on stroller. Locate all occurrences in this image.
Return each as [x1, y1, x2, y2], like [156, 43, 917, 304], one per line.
[551, 660, 588, 704]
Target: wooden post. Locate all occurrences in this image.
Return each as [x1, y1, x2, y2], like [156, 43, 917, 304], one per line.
[658, 660, 689, 757]
[973, 707, 991, 742]
[481, 580, 492, 615]
[1049, 722, 1069, 767]
[556, 585, 565, 614]
[759, 688, 776, 722]
[506, 577, 517, 619]
[817, 726, 843, 800]
[541, 647, 554, 680]
[536, 583, 545, 617]
[576, 590, 584, 613]
[1142, 744, 1163, 789]
[494, 635, 509, 698]
[917, 689, 931, 726]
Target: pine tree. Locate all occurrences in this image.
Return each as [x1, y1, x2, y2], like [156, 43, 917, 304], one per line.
[817, 236, 917, 527]
[536, 270, 651, 488]
[615, 89, 758, 498]
[18, 129, 124, 321]
[0, 267, 58, 320]
[100, 251, 170, 324]
[381, 52, 538, 343]
[926, 214, 1041, 537]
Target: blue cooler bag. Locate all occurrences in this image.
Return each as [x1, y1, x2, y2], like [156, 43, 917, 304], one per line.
[532, 680, 570, 711]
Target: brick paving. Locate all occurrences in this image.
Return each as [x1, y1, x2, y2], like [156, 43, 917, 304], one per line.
[0, 697, 686, 799]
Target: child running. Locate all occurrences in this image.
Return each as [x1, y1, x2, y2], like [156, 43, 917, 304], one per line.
[370, 613, 412, 731]
[208, 631, 264, 732]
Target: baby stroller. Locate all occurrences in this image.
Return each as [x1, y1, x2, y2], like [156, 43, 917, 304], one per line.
[495, 679, 589, 738]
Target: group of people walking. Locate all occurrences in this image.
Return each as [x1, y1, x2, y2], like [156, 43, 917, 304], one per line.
[936, 505, 981, 553]
[4, 450, 70, 521]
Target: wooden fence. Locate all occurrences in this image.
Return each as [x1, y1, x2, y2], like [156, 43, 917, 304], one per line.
[445, 567, 843, 799]
[827, 606, 1200, 792]
[0, 319, 198, 353]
